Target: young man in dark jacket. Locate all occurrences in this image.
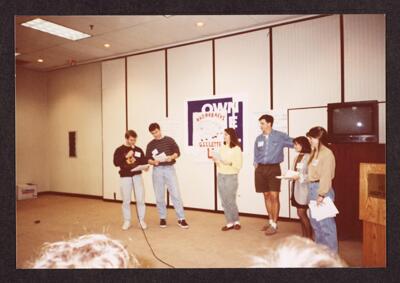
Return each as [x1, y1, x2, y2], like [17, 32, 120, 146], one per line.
[114, 130, 149, 230]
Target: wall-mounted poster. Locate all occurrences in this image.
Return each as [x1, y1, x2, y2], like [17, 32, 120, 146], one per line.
[187, 97, 244, 161]
[193, 111, 227, 152]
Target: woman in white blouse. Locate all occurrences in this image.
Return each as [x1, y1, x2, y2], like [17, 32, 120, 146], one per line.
[290, 136, 312, 239]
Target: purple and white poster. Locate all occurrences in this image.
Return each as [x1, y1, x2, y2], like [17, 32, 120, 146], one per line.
[187, 97, 244, 155]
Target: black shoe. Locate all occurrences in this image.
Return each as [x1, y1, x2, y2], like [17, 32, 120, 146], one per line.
[261, 224, 270, 231]
[234, 224, 241, 230]
[160, 219, 167, 228]
[178, 219, 189, 229]
[264, 225, 277, 235]
[221, 225, 234, 231]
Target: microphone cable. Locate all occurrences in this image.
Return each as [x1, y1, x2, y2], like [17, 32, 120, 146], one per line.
[130, 175, 176, 269]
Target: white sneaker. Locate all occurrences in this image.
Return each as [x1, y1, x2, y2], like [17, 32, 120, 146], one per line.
[139, 220, 147, 229]
[122, 221, 131, 230]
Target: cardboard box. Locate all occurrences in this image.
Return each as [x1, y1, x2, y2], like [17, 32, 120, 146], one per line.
[16, 183, 38, 200]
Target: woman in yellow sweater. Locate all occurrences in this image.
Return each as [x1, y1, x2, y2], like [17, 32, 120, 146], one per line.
[212, 128, 243, 231]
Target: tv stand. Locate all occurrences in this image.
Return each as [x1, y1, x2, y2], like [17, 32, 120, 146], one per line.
[330, 143, 385, 240]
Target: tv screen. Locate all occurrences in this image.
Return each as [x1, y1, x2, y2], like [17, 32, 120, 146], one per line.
[332, 106, 374, 135]
[328, 100, 378, 143]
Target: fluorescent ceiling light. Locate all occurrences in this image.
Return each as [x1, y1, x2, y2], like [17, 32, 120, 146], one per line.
[21, 18, 91, 41]
[37, 58, 44, 63]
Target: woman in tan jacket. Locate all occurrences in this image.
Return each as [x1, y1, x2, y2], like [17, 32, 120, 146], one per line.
[306, 126, 338, 253]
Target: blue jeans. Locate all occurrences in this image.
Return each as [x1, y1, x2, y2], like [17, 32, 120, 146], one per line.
[120, 175, 146, 222]
[152, 165, 185, 220]
[217, 173, 240, 224]
[308, 182, 338, 253]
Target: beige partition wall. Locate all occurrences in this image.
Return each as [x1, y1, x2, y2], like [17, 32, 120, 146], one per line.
[127, 51, 166, 205]
[343, 14, 385, 102]
[215, 30, 271, 215]
[102, 58, 126, 200]
[167, 42, 215, 210]
[16, 66, 49, 192]
[47, 63, 102, 196]
[273, 15, 341, 109]
[343, 14, 386, 144]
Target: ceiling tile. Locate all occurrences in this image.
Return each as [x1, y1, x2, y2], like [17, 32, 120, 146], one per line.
[15, 15, 302, 71]
[15, 24, 70, 54]
[86, 15, 164, 30]
[249, 15, 302, 24]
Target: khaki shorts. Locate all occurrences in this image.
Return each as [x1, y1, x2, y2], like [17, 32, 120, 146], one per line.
[255, 164, 281, 192]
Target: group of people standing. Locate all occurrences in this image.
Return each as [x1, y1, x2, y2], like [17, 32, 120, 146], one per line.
[113, 114, 338, 254]
[113, 123, 189, 230]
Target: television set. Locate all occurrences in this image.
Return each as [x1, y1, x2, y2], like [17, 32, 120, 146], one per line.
[327, 100, 379, 143]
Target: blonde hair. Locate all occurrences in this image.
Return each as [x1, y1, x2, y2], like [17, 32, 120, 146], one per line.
[251, 235, 347, 268]
[32, 234, 138, 269]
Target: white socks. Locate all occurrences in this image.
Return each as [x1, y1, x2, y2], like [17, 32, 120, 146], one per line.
[269, 219, 277, 229]
[227, 221, 240, 227]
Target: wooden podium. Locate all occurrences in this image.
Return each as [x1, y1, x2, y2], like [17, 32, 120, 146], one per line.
[359, 163, 386, 267]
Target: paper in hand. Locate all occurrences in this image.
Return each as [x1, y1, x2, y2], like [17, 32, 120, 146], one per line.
[308, 197, 339, 221]
[131, 164, 150, 172]
[276, 170, 299, 179]
[154, 152, 168, 162]
[211, 150, 222, 161]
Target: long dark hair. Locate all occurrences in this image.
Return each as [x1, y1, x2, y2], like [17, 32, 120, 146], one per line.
[306, 126, 329, 164]
[293, 136, 311, 170]
[293, 136, 311, 154]
[224, 128, 242, 150]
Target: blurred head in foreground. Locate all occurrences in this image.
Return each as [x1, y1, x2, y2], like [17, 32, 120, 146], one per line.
[251, 235, 347, 268]
[32, 234, 138, 268]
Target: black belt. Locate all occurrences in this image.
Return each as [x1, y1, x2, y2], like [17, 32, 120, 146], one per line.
[310, 180, 320, 183]
[258, 163, 279, 166]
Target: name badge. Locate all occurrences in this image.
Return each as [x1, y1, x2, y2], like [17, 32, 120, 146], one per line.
[152, 149, 159, 156]
[134, 151, 141, 158]
[296, 163, 304, 170]
[257, 141, 264, 147]
[312, 159, 319, 166]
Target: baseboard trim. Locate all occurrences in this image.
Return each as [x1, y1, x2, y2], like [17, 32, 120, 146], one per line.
[38, 191, 299, 223]
[38, 191, 103, 200]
